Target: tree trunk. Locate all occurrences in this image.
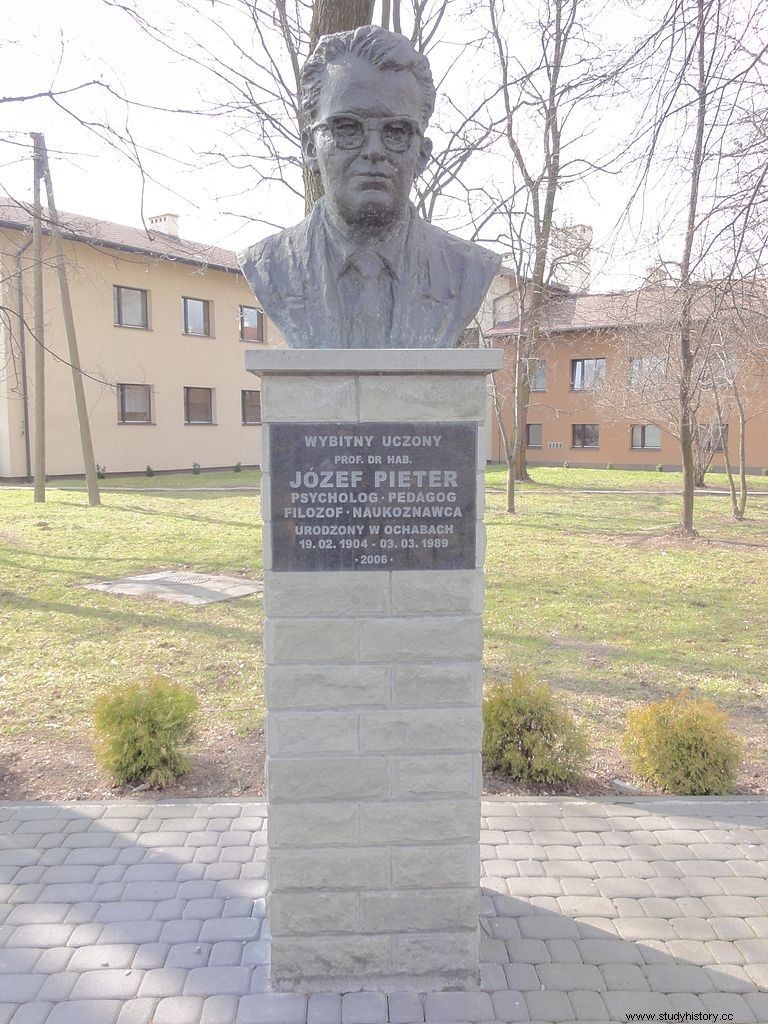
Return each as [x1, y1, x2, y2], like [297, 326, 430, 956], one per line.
[31, 136, 46, 503]
[34, 134, 101, 507]
[735, 390, 747, 519]
[514, 374, 532, 482]
[303, 0, 376, 212]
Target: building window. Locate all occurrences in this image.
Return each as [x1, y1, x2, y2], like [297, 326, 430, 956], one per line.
[240, 306, 264, 343]
[630, 356, 666, 387]
[528, 358, 547, 391]
[242, 390, 261, 425]
[571, 358, 605, 390]
[572, 423, 599, 448]
[113, 286, 148, 329]
[184, 386, 214, 424]
[183, 297, 211, 336]
[526, 423, 542, 448]
[631, 424, 662, 449]
[117, 383, 152, 424]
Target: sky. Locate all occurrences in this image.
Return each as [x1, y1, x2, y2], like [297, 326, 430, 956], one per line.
[0, 0, 715, 293]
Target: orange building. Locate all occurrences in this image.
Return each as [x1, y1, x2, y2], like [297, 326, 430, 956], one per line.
[485, 279, 768, 474]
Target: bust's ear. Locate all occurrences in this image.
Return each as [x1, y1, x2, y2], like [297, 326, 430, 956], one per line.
[416, 135, 433, 177]
[302, 128, 320, 174]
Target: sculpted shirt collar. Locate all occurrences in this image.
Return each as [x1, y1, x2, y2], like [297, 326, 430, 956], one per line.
[316, 197, 409, 281]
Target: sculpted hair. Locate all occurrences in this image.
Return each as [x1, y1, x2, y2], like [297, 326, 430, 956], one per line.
[301, 25, 436, 128]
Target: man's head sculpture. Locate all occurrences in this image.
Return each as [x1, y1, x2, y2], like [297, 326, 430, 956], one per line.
[239, 25, 500, 348]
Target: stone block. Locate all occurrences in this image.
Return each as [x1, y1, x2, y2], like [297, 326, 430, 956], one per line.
[265, 619, 357, 665]
[359, 617, 482, 662]
[269, 891, 358, 936]
[393, 932, 479, 977]
[236, 993, 308, 1023]
[269, 935, 391, 981]
[361, 711, 481, 754]
[361, 889, 478, 933]
[391, 571, 483, 614]
[391, 754, 480, 800]
[269, 848, 389, 891]
[358, 375, 486, 421]
[263, 375, 357, 422]
[266, 665, 389, 710]
[341, 992, 388, 1023]
[267, 711, 359, 756]
[264, 572, 389, 617]
[393, 663, 481, 707]
[391, 844, 479, 888]
[361, 800, 480, 845]
[267, 757, 388, 801]
[268, 802, 358, 848]
[422, 990, 492, 1021]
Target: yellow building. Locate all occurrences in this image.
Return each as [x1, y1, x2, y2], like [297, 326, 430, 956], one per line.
[0, 203, 285, 480]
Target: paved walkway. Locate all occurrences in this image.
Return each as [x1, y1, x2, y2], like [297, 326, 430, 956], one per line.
[1, 797, 766, 1024]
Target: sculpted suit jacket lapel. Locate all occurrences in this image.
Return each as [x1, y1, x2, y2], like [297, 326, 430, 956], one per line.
[239, 200, 500, 348]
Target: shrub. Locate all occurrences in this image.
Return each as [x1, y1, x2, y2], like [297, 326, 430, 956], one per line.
[93, 676, 199, 788]
[96, 464, 106, 480]
[192, 462, 201, 475]
[656, 463, 664, 472]
[763, 467, 768, 477]
[233, 461, 242, 473]
[562, 460, 570, 469]
[606, 463, 615, 471]
[622, 691, 741, 795]
[145, 465, 154, 477]
[483, 671, 588, 784]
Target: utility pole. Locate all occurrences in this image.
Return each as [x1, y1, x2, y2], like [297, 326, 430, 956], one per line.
[31, 133, 101, 507]
[31, 135, 46, 502]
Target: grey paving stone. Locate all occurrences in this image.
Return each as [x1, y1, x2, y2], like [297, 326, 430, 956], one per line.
[743, 993, 768, 1020]
[479, 963, 507, 991]
[424, 991, 494, 1021]
[69, 943, 137, 970]
[31, 948, 73, 974]
[387, 992, 424, 1024]
[504, 939, 550, 963]
[201, 995, 240, 1024]
[47, 1000, 122, 1024]
[6, 904, 69, 925]
[518, 916, 581, 940]
[642, 964, 715, 993]
[598, 964, 650, 990]
[116, 998, 159, 1024]
[0, 975, 44, 1002]
[489, 991, 528, 1021]
[537, 963, 605, 992]
[132, 942, 170, 969]
[744, 963, 768, 987]
[502, 964, 539, 990]
[6, 925, 73, 948]
[523, 991, 573, 1021]
[237, 993, 308, 1023]
[153, 997, 206, 1024]
[70, 968, 144, 1000]
[340, 991, 388, 1023]
[603, 991, 675, 1019]
[577, 939, 643, 965]
[138, 969, 189, 998]
[567, 990, 610, 1021]
[544, 939, 582, 963]
[699, 993, 757, 1022]
[184, 967, 251, 997]
[9, 1005, 56, 1024]
[209, 941, 244, 967]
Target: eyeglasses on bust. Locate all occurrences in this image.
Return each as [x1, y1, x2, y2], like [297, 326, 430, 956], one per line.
[310, 114, 421, 153]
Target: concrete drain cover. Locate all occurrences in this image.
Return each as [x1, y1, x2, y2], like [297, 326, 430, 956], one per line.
[85, 571, 263, 606]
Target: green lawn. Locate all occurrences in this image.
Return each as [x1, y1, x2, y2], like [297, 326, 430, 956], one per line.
[1, 480, 766, 786]
[484, 463, 768, 492]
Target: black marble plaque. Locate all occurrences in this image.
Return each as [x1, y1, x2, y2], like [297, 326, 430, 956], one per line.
[269, 422, 477, 571]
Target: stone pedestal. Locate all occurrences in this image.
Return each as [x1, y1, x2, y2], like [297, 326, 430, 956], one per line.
[246, 348, 502, 993]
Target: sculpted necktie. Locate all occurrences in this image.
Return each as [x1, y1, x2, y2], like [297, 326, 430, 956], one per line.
[346, 250, 393, 348]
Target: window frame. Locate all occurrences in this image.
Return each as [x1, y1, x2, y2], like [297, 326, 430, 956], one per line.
[241, 389, 262, 425]
[570, 357, 606, 391]
[117, 383, 153, 425]
[239, 305, 264, 343]
[183, 386, 215, 425]
[528, 358, 547, 392]
[526, 422, 543, 448]
[113, 285, 149, 329]
[572, 423, 600, 449]
[631, 424, 662, 450]
[182, 296, 212, 337]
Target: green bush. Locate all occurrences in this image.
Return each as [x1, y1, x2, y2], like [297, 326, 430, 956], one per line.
[233, 461, 242, 473]
[622, 692, 741, 795]
[96, 464, 106, 480]
[93, 677, 199, 788]
[482, 671, 588, 784]
[192, 462, 201, 475]
[656, 463, 664, 472]
[145, 465, 154, 477]
[606, 463, 615, 471]
[562, 460, 570, 469]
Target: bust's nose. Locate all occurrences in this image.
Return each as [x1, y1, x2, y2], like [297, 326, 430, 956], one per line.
[361, 127, 387, 161]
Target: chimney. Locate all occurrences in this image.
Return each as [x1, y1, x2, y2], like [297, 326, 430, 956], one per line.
[148, 213, 179, 238]
[550, 223, 592, 293]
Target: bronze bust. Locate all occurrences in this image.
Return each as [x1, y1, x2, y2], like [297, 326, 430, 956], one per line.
[239, 26, 500, 349]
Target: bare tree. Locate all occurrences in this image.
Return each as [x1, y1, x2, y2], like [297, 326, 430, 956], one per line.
[481, 0, 615, 512]
[619, 0, 768, 535]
